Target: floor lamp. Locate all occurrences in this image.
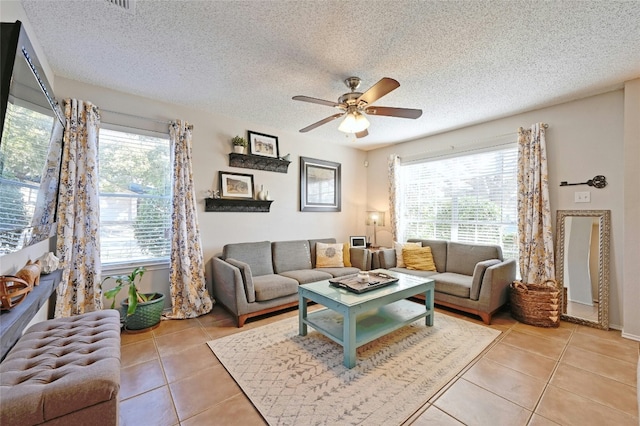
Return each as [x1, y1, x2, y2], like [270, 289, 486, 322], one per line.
[366, 211, 386, 248]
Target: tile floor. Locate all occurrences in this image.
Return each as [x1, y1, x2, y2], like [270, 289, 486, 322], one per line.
[119, 304, 639, 426]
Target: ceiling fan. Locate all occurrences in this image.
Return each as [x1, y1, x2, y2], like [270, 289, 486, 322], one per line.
[292, 77, 422, 138]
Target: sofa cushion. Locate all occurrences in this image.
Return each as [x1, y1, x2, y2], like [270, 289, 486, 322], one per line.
[253, 274, 299, 301]
[343, 243, 352, 267]
[223, 241, 274, 277]
[226, 258, 256, 303]
[446, 242, 502, 276]
[470, 259, 502, 300]
[388, 267, 439, 279]
[403, 246, 437, 271]
[309, 238, 337, 267]
[272, 240, 313, 273]
[407, 239, 448, 272]
[394, 241, 421, 267]
[279, 269, 332, 284]
[316, 266, 360, 278]
[433, 272, 472, 298]
[316, 242, 344, 267]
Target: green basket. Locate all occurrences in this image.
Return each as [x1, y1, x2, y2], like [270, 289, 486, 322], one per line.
[121, 293, 165, 331]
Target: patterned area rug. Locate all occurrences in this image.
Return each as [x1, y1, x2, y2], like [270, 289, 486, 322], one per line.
[207, 311, 500, 425]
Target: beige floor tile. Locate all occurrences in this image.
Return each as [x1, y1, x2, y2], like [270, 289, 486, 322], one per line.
[433, 378, 532, 425]
[120, 328, 154, 346]
[513, 321, 574, 343]
[180, 393, 266, 426]
[120, 358, 166, 400]
[569, 332, 639, 364]
[120, 338, 158, 368]
[161, 342, 221, 383]
[169, 364, 242, 421]
[462, 358, 547, 410]
[153, 317, 199, 337]
[560, 345, 637, 387]
[536, 384, 637, 426]
[119, 386, 179, 426]
[550, 363, 638, 417]
[484, 341, 557, 381]
[501, 330, 566, 360]
[410, 405, 464, 425]
[527, 413, 560, 425]
[155, 326, 211, 357]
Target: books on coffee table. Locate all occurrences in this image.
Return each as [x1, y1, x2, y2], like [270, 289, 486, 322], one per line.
[329, 272, 399, 294]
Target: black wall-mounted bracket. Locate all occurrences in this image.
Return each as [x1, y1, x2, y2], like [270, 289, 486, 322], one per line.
[560, 175, 607, 189]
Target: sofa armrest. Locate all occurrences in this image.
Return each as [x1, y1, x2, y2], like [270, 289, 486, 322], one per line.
[470, 259, 502, 300]
[349, 248, 371, 271]
[211, 257, 251, 315]
[476, 259, 517, 312]
[225, 258, 256, 303]
[377, 249, 397, 269]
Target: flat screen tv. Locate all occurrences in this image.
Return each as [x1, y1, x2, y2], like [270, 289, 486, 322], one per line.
[0, 20, 64, 255]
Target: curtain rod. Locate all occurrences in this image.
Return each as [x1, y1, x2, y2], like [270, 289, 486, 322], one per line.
[100, 108, 170, 125]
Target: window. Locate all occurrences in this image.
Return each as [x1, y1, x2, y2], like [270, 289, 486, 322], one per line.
[99, 128, 171, 266]
[398, 146, 518, 262]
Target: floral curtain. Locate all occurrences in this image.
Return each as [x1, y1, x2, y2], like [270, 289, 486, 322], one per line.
[517, 123, 555, 284]
[388, 154, 401, 242]
[54, 99, 102, 317]
[166, 120, 213, 319]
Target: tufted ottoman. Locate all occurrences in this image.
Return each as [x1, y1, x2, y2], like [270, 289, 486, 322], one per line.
[0, 310, 121, 425]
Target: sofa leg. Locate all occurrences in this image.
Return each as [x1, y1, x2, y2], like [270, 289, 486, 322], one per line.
[237, 315, 248, 328]
[479, 312, 492, 325]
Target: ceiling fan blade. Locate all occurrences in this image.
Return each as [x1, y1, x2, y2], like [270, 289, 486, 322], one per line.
[365, 106, 423, 119]
[299, 113, 344, 133]
[292, 95, 341, 108]
[355, 129, 369, 139]
[357, 77, 400, 105]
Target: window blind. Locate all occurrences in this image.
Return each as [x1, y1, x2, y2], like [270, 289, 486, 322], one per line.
[99, 128, 171, 265]
[399, 145, 518, 262]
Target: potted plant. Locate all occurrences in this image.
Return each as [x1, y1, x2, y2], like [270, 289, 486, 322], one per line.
[103, 266, 165, 331]
[232, 135, 248, 154]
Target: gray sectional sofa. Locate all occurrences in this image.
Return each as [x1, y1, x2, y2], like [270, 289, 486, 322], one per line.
[211, 238, 370, 327]
[374, 239, 516, 324]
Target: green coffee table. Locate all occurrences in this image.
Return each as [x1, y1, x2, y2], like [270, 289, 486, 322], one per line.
[298, 269, 435, 368]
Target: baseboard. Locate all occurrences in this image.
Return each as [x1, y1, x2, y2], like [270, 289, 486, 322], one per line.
[621, 330, 640, 342]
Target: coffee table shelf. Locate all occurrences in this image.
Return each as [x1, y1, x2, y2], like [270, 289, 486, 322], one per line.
[303, 299, 428, 348]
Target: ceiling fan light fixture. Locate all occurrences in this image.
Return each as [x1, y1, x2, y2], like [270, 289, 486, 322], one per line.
[338, 111, 370, 133]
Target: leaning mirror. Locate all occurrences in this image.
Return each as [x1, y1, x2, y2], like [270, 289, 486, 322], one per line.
[555, 210, 610, 330]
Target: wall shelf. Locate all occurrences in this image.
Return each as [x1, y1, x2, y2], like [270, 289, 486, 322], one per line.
[228, 153, 290, 173]
[205, 198, 273, 212]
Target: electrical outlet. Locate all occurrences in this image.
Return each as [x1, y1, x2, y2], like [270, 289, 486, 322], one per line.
[575, 191, 591, 203]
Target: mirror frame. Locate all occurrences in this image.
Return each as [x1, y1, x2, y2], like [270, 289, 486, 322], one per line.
[555, 209, 610, 330]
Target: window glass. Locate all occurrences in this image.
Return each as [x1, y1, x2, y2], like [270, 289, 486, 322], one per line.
[399, 146, 518, 262]
[99, 128, 171, 265]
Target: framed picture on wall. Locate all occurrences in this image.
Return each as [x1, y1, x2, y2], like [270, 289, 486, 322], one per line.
[248, 131, 279, 159]
[219, 171, 255, 199]
[299, 156, 341, 212]
[350, 236, 367, 248]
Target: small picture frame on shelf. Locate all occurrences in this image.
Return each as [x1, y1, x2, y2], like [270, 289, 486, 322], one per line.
[219, 171, 255, 199]
[350, 236, 367, 248]
[248, 131, 279, 159]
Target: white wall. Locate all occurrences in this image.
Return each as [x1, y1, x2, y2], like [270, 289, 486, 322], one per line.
[365, 90, 631, 331]
[54, 77, 368, 307]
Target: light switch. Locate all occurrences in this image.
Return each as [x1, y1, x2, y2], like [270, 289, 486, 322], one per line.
[575, 191, 591, 203]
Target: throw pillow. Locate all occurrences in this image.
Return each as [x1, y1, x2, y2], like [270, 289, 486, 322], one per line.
[403, 246, 437, 271]
[343, 243, 352, 267]
[316, 242, 344, 268]
[394, 241, 422, 268]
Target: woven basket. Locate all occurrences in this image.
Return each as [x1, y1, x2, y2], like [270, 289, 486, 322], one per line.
[0, 275, 33, 310]
[510, 279, 560, 328]
[121, 293, 165, 331]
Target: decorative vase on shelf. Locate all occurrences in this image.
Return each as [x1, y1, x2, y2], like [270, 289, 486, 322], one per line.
[257, 185, 266, 200]
[265, 190, 271, 201]
[233, 145, 245, 154]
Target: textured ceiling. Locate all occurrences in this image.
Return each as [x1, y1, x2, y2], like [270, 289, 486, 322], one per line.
[18, 0, 640, 150]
